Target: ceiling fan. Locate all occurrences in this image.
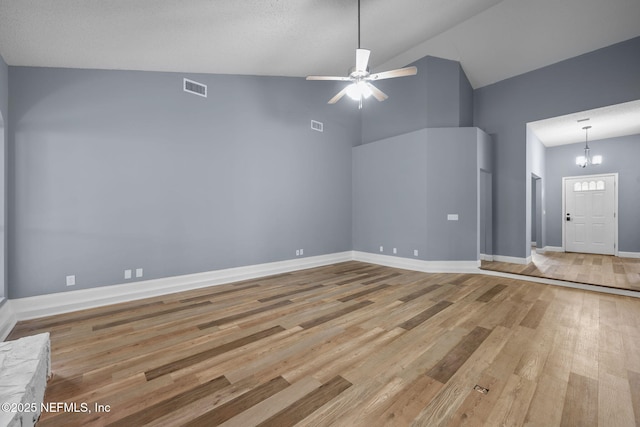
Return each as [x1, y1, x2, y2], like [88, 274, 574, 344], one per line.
[306, 0, 417, 108]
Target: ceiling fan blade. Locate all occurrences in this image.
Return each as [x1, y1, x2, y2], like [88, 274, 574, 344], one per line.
[328, 87, 349, 104]
[369, 66, 417, 80]
[355, 48, 370, 72]
[306, 75, 351, 81]
[367, 83, 388, 102]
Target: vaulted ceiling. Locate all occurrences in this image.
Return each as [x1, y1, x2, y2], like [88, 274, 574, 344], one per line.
[1, 0, 639, 89]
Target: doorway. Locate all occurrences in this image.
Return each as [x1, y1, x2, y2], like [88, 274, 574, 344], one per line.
[531, 174, 542, 249]
[480, 170, 493, 260]
[563, 173, 617, 255]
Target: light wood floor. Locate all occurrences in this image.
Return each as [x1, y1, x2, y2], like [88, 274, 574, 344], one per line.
[8, 261, 640, 426]
[481, 249, 640, 292]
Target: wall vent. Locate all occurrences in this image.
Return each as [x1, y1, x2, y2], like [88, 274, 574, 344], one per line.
[311, 120, 324, 132]
[183, 78, 207, 98]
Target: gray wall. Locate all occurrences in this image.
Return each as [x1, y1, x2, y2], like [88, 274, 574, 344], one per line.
[353, 127, 482, 262]
[0, 53, 7, 301]
[352, 129, 428, 259]
[478, 131, 493, 257]
[474, 36, 640, 259]
[361, 56, 473, 145]
[544, 134, 640, 252]
[527, 127, 546, 251]
[8, 67, 359, 298]
[459, 66, 474, 128]
[426, 128, 478, 261]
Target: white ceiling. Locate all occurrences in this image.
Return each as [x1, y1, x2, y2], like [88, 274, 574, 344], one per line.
[0, 0, 639, 89]
[528, 100, 640, 147]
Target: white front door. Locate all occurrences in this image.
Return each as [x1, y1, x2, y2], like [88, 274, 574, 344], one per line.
[564, 174, 616, 255]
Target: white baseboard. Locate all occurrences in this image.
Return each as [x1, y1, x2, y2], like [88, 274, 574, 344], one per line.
[540, 246, 564, 253]
[10, 252, 353, 321]
[480, 254, 494, 262]
[0, 300, 17, 341]
[492, 254, 532, 265]
[619, 251, 640, 259]
[10, 247, 638, 323]
[352, 251, 480, 273]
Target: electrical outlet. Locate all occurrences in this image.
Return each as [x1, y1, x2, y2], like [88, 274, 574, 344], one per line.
[393, 248, 397, 254]
[136, 268, 143, 278]
[300, 249, 304, 255]
[66, 275, 76, 286]
[124, 269, 132, 279]
[379, 246, 384, 252]
[296, 249, 300, 256]
[414, 249, 419, 256]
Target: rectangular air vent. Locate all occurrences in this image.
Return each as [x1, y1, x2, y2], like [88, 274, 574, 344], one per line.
[183, 78, 207, 98]
[311, 120, 323, 132]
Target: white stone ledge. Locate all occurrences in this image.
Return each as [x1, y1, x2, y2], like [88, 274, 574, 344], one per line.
[0, 333, 51, 427]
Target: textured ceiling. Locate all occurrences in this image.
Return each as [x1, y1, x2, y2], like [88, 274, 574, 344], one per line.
[0, 0, 639, 89]
[528, 100, 640, 147]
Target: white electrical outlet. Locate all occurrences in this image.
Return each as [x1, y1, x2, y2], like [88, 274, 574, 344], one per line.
[447, 214, 459, 221]
[136, 268, 143, 278]
[393, 248, 397, 254]
[414, 249, 419, 256]
[379, 246, 384, 252]
[300, 249, 304, 255]
[124, 269, 132, 279]
[296, 249, 300, 256]
[66, 275, 76, 286]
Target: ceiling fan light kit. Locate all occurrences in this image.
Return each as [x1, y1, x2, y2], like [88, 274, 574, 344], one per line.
[306, 0, 417, 108]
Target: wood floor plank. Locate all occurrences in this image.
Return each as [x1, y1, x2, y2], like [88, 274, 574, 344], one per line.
[398, 284, 442, 302]
[298, 300, 373, 329]
[519, 299, 551, 329]
[183, 376, 290, 427]
[257, 284, 324, 302]
[398, 300, 453, 331]
[361, 272, 401, 285]
[476, 284, 508, 302]
[107, 375, 231, 427]
[426, 326, 492, 384]
[628, 370, 640, 424]
[523, 372, 567, 427]
[92, 301, 213, 330]
[219, 376, 322, 427]
[338, 284, 390, 302]
[374, 375, 443, 425]
[560, 372, 598, 427]
[197, 300, 293, 329]
[486, 373, 536, 427]
[179, 284, 261, 303]
[257, 376, 352, 427]
[598, 371, 636, 427]
[145, 326, 285, 380]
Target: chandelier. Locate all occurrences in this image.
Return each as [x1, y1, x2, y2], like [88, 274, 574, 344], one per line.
[576, 125, 602, 168]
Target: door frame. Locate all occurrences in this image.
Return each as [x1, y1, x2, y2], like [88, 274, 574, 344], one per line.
[562, 172, 618, 256]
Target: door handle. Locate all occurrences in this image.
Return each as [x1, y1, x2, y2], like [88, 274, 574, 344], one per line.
[566, 213, 571, 221]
